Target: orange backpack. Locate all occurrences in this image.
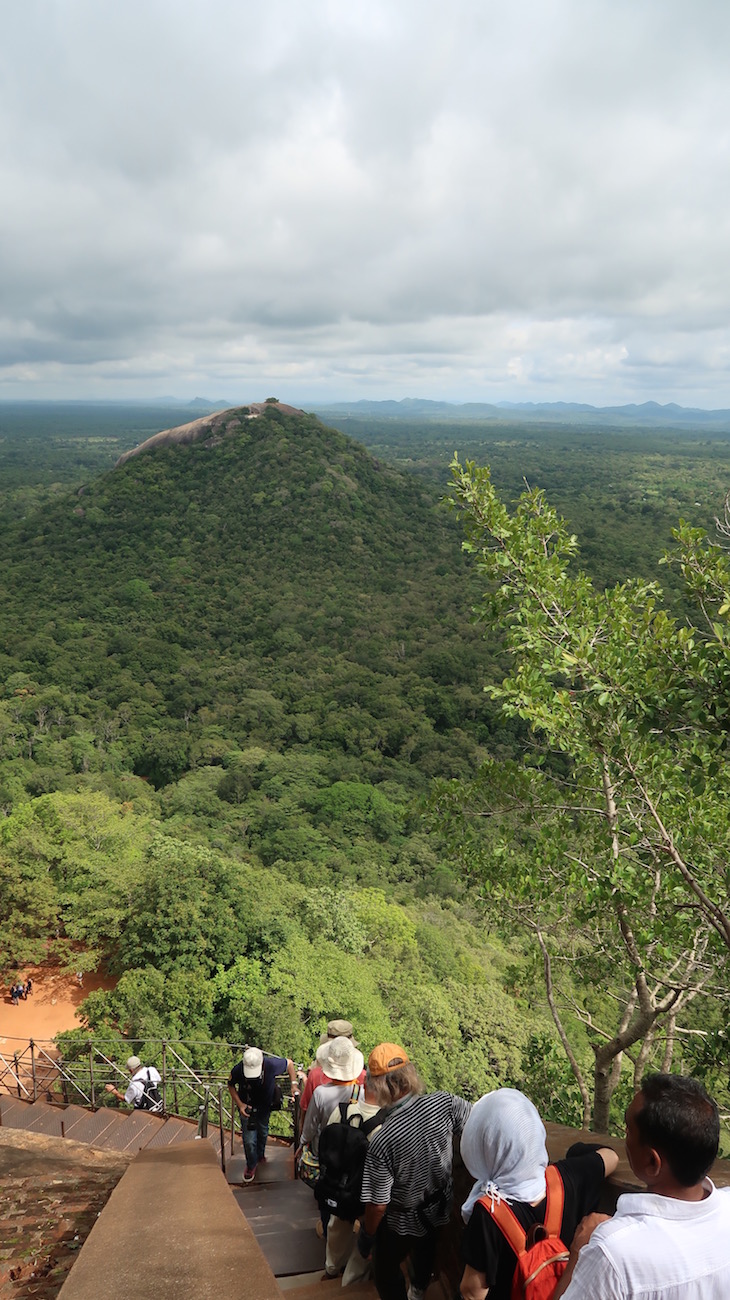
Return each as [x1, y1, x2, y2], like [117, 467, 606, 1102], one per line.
[478, 1165, 569, 1300]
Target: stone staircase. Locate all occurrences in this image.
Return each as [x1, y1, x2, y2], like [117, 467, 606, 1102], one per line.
[0, 1096, 448, 1299]
[0, 1093, 223, 1157]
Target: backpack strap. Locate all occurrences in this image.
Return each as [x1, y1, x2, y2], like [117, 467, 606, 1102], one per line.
[543, 1165, 565, 1238]
[477, 1195, 527, 1258]
[361, 1106, 390, 1137]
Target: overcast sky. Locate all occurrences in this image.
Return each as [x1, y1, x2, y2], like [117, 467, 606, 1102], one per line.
[2, 0, 730, 406]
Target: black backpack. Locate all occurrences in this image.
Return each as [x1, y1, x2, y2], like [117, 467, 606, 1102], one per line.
[314, 1102, 388, 1221]
[135, 1068, 163, 1113]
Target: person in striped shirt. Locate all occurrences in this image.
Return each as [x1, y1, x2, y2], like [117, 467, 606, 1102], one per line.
[358, 1043, 471, 1300]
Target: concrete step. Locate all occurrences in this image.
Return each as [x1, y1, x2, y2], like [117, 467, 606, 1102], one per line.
[233, 1173, 326, 1278]
[61, 1107, 128, 1147]
[280, 1270, 442, 1300]
[281, 1276, 375, 1300]
[143, 1116, 197, 1148]
[56, 1103, 99, 1138]
[0, 1094, 35, 1126]
[226, 1138, 294, 1186]
[21, 1100, 66, 1138]
[97, 1110, 167, 1151]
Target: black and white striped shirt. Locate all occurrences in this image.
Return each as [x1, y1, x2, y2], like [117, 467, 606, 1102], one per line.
[361, 1091, 472, 1237]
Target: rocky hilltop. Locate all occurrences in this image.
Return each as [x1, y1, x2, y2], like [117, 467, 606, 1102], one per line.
[115, 399, 304, 467]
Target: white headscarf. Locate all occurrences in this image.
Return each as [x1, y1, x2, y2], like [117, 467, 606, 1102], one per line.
[460, 1088, 549, 1222]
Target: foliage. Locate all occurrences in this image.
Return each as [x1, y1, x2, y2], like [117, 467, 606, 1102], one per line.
[433, 458, 730, 1128]
[3, 406, 730, 1122]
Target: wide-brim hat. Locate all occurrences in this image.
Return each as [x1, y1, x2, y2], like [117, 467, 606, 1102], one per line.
[319, 1018, 359, 1047]
[316, 1035, 365, 1081]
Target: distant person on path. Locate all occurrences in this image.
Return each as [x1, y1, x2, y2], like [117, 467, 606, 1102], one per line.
[554, 1073, 730, 1299]
[459, 1088, 618, 1300]
[358, 1043, 471, 1300]
[228, 1046, 300, 1184]
[299, 1019, 363, 1116]
[24, 977, 32, 998]
[10, 982, 20, 1005]
[76, 971, 83, 986]
[105, 1056, 163, 1112]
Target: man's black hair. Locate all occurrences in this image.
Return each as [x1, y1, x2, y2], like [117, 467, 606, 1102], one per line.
[637, 1073, 719, 1186]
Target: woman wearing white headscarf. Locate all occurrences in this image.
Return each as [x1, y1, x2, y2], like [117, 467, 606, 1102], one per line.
[459, 1090, 617, 1300]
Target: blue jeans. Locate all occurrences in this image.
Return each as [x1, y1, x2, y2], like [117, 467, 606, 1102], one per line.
[242, 1111, 270, 1169]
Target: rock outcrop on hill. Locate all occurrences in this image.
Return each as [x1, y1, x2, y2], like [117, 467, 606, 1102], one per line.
[115, 400, 304, 467]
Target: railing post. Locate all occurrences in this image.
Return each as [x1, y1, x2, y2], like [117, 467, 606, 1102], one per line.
[30, 1040, 37, 1102]
[173, 1074, 179, 1115]
[13, 1054, 21, 1099]
[88, 1043, 95, 1109]
[196, 1086, 210, 1139]
[293, 1091, 301, 1151]
[230, 1094, 235, 1156]
[162, 1042, 167, 1114]
[218, 1086, 226, 1176]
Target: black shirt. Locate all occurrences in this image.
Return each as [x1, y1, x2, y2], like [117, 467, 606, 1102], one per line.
[461, 1152, 606, 1299]
[228, 1054, 286, 1116]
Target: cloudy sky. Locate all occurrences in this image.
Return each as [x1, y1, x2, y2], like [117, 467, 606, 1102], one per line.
[2, 0, 730, 405]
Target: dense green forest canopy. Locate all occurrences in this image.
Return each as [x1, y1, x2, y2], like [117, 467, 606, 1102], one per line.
[2, 401, 730, 1125]
[320, 413, 730, 597]
[0, 402, 204, 523]
[0, 403, 538, 1103]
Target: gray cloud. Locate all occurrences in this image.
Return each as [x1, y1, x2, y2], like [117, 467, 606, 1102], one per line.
[1, 0, 730, 403]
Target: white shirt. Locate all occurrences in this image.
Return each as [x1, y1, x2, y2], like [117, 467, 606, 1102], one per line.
[301, 1082, 359, 1154]
[124, 1066, 161, 1107]
[563, 1179, 730, 1299]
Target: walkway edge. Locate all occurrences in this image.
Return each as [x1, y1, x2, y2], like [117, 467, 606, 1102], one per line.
[58, 1139, 282, 1300]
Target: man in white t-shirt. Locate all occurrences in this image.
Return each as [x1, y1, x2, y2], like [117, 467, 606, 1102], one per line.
[555, 1073, 730, 1300]
[105, 1055, 163, 1111]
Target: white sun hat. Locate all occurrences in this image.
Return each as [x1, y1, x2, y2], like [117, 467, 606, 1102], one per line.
[316, 1035, 365, 1081]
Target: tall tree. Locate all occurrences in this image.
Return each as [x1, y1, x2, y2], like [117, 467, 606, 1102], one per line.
[434, 460, 730, 1129]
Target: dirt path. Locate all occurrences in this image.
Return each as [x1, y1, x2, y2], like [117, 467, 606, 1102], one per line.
[0, 967, 116, 1049]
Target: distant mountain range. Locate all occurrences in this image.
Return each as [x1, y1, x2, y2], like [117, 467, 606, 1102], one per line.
[312, 398, 730, 429]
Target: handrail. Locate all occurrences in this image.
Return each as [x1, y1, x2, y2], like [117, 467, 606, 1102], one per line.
[35, 1043, 93, 1106]
[0, 1051, 32, 1098]
[0, 1034, 293, 1055]
[0, 1036, 297, 1148]
[164, 1041, 206, 1088]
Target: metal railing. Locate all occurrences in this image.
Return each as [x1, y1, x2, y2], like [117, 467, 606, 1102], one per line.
[0, 1035, 299, 1166]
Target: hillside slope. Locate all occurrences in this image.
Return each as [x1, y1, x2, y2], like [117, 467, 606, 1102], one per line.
[0, 406, 546, 1103]
[0, 403, 512, 797]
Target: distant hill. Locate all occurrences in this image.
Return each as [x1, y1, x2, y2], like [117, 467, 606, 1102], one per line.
[314, 397, 730, 429]
[0, 403, 499, 795]
[186, 397, 232, 411]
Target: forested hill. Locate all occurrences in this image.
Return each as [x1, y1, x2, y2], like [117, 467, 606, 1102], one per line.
[0, 404, 544, 1099]
[1, 402, 507, 794]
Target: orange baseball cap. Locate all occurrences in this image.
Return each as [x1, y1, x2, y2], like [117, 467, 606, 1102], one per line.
[368, 1043, 410, 1077]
